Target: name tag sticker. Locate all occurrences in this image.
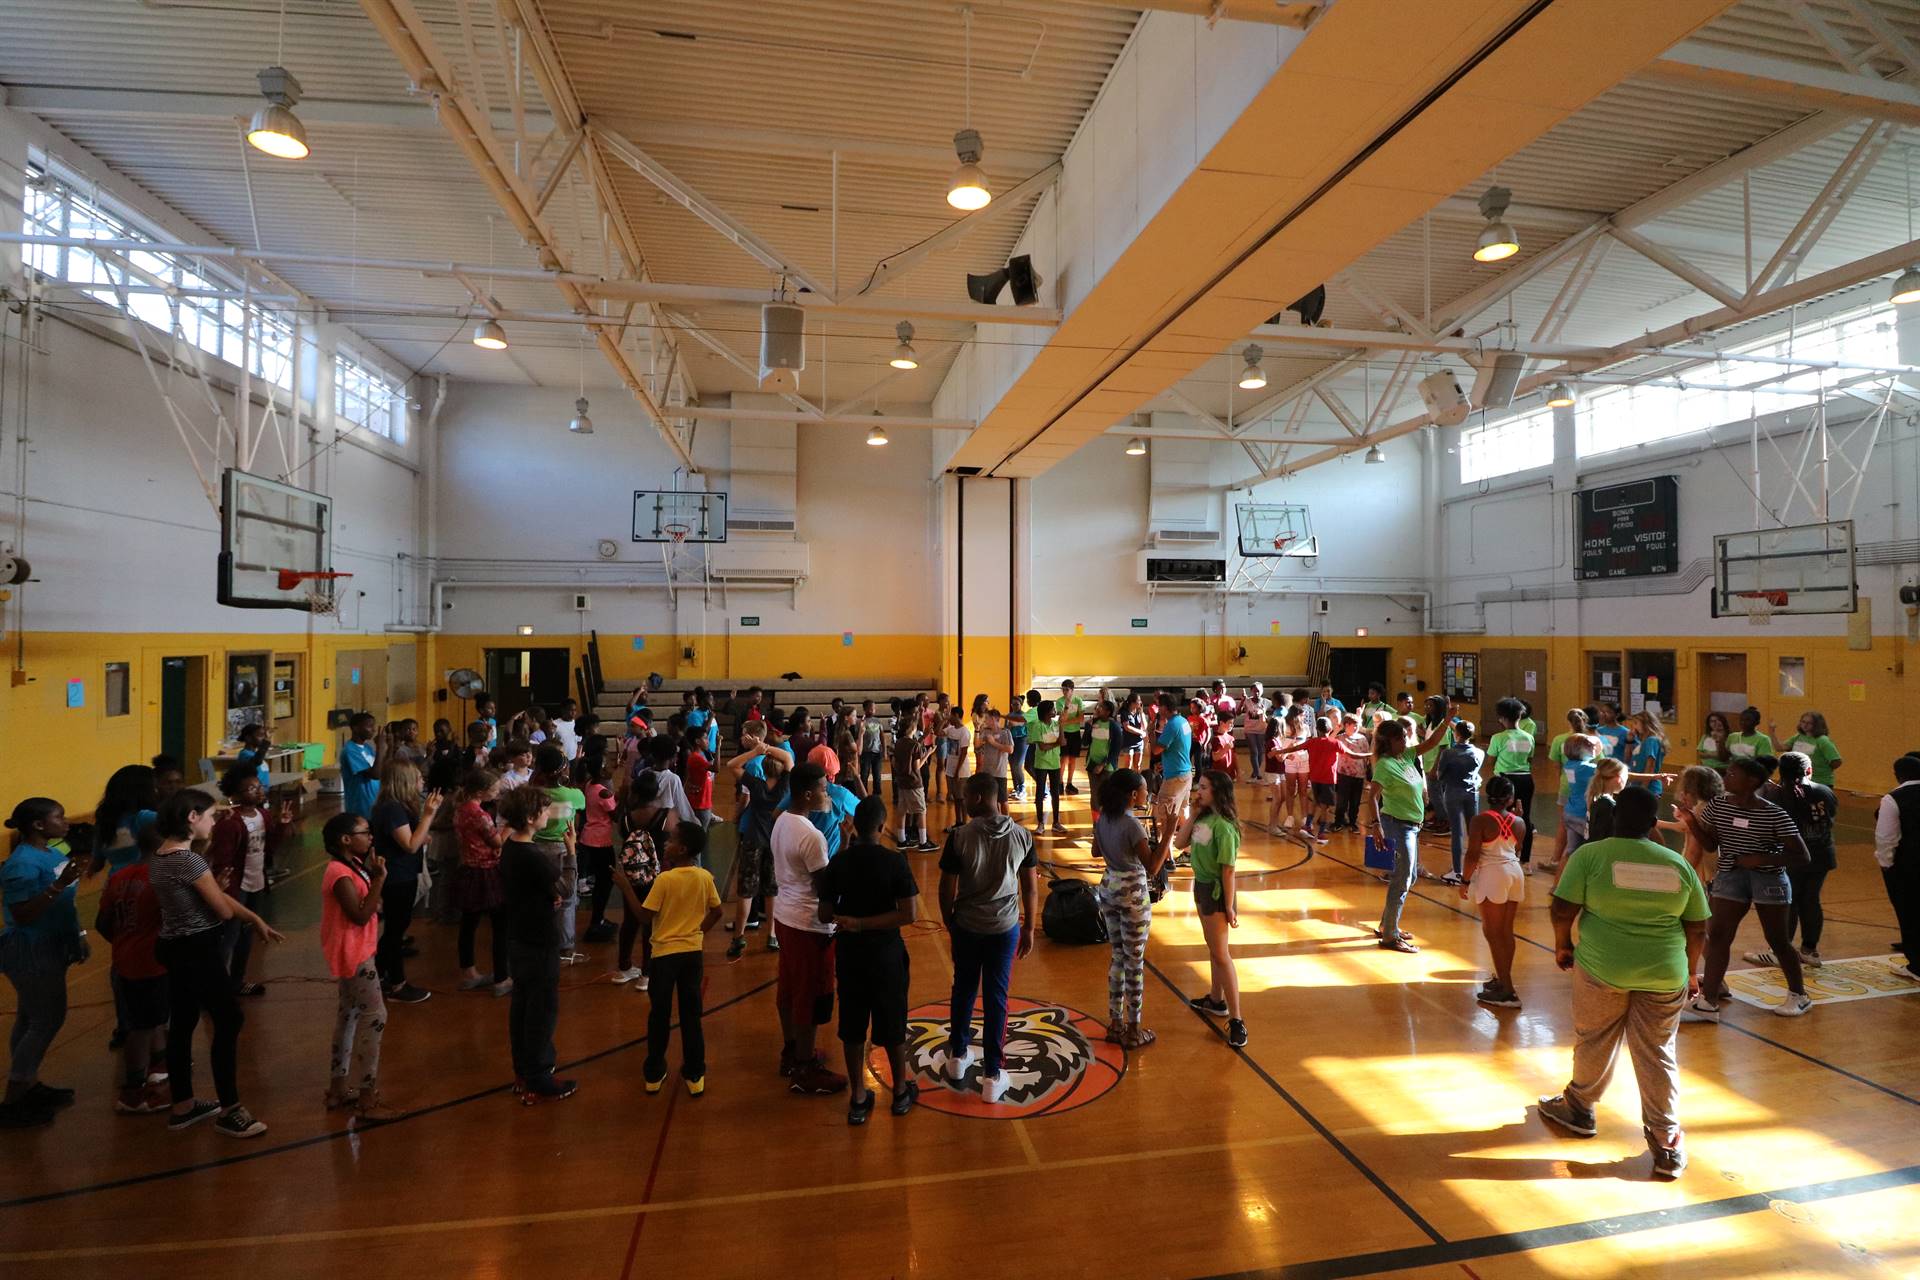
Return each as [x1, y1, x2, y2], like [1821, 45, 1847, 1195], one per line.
[1731, 743, 1755, 757]
[1612, 861, 1683, 893]
[1732, 816, 1751, 829]
[1194, 824, 1214, 846]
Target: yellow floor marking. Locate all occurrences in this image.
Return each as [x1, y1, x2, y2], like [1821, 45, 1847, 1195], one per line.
[0, 1134, 1325, 1261]
[1012, 1117, 1042, 1166]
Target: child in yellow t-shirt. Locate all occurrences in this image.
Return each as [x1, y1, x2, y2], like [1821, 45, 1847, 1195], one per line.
[636, 822, 721, 1096]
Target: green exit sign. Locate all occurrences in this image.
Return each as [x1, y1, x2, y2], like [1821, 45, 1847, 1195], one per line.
[1131, 618, 1148, 628]
[740, 616, 761, 627]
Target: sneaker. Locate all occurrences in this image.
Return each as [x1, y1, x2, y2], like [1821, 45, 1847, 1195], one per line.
[491, 979, 513, 998]
[1050, 825, 1070, 837]
[1064, 785, 1080, 796]
[1680, 995, 1721, 1023]
[726, 937, 747, 962]
[1190, 993, 1228, 1015]
[522, 1076, 578, 1104]
[684, 1075, 705, 1097]
[744, 917, 763, 933]
[1650, 1142, 1688, 1181]
[1742, 949, 1780, 967]
[459, 975, 494, 991]
[559, 951, 588, 966]
[26, 1082, 75, 1109]
[789, 1065, 848, 1096]
[643, 1069, 666, 1096]
[166, 1100, 222, 1131]
[1801, 950, 1824, 968]
[980, 1070, 1010, 1103]
[582, 920, 617, 943]
[1477, 986, 1523, 1010]
[1439, 872, 1465, 887]
[116, 1085, 167, 1114]
[1896, 963, 1919, 982]
[1773, 992, 1813, 1017]
[634, 974, 650, 993]
[847, 1091, 876, 1125]
[890, 1080, 919, 1116]
[943, 1044, 978, 1086]
[765, 934, 781, 953]
[387, 984, 432, 1005]
[1536, 1094, 1598, 1138]
[214, 1104, 267, 1139]
[916, 840, 940, 852]
[1226, 1019, 1249, 1049]
[612, 967, 643, 984]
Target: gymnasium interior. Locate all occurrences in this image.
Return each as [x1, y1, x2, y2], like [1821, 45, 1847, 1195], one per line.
[3, 0, 1920, 1276]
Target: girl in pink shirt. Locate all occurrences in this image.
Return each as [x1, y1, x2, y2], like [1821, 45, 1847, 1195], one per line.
[452, 770, 509, 994]
[321, 812, 392, 1117]
[580, 759, 621, 942]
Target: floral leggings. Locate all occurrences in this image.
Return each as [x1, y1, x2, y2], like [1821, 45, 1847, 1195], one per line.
[1099, 865, 1152, 1026]
[331, 959, 386, 1095]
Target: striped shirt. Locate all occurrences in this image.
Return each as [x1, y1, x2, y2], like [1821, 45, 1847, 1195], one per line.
[1703, 794, 1798, 876]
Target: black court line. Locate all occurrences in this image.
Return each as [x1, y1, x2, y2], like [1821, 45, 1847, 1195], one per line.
[1195, 1159, 1920, 1279]
[1312, 846, 1920, 1110]
[0, 976, 777, 1213]
[1142, 958, 1446, 1246]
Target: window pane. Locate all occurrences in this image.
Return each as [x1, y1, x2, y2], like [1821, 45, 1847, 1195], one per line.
[104, 662, 130, 718]
[1458, 406, 1554, 482]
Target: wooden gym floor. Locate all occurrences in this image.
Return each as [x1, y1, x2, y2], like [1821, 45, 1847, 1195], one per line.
[2, 777, 1917, 1279]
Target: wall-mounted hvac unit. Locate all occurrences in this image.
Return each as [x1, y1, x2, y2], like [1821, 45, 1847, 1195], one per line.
[1150, 527, 1222, 548]
[1136, 551, 1227, 587]
[573, 593, 592, 612]
[1313, 597, 1332, 617]
[706, 540, 811, 583]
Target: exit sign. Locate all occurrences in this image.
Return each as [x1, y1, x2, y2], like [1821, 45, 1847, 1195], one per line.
[740, 616, 760, 627]
[1131, 618, 1148, 628]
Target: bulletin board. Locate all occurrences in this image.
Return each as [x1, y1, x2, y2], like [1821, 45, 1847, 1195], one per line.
[1442, 652, 1479, 704]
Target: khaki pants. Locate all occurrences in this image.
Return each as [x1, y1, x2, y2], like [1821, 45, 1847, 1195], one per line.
[1565, 965, 1685, 1147]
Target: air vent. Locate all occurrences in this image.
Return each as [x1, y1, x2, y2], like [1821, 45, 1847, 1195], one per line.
[1154, 528, 1222, 545]
[1137, 554, 1227, 585]
[727, 517, 798, 534]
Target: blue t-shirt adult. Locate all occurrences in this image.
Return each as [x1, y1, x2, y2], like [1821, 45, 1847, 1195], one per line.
[1563, 759, 1598, 821]
[1595, 724, 1630, 761]
[1, 844, 80, 940]
[1158, 716, 1194, 779]
[807, 782, 860, 858]
[1631, 736, 1667, 795]
[341, 740, 380, 818]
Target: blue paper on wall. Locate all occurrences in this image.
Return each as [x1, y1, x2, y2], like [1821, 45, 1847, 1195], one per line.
[66, 679, 84, 708]
[632, 636, 645, 650]
[350, 667, 361, 685]
[842, 632, 854, 647]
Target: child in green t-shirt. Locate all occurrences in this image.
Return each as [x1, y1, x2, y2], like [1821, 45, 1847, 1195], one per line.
[1174, 771, 1247, 1049]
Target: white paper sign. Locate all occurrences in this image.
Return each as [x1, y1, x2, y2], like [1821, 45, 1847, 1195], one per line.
[1524, 671, 1538, 692]
[1601, 672, 1614, 689]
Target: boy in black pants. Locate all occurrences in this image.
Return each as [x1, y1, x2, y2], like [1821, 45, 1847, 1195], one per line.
[817, 797, 921, 1124]
[639, 823, 722, 1096]
[498, 785, 577, 1104]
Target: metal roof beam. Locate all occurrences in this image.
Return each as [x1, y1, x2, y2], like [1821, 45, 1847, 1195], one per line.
[1054, 0, 1323, 27]
[1648, 40, 1920, 126]
[857, 161, 1062, 296]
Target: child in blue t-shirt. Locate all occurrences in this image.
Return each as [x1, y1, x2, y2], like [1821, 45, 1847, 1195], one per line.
[1007, 693, 1029, 802]
[1552, 734, 1600, 871]
[1593, 703, 1631, 761]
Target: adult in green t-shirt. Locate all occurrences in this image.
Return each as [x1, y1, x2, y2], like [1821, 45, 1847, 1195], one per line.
[1174, 771, 1248, 1048]
[528, 746, 586, 957]
[1058, 681, 1088, 797]
[1772, 711, 1842, 787]
[1369, 716, 1451, 955]
[1358, 684, 1394, 731]
[1695, 711, 1732, 770]
[1540, 787, 1709, 1179]
[1725, 706, 1773, 763]
[1487, 697, 1539, 866]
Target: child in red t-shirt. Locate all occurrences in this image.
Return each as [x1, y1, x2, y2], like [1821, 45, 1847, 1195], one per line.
[682, 727, 715, 826]
[1273, 716, 1370, 845]
[95, 856, 170, 1113]
[1210, 723, 1237, 777]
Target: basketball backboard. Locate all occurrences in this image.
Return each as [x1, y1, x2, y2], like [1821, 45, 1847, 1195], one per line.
[633, 490, 727, 543]
[1711, 519, 1856, 618]
[1235, 503, 1317, 560]
[218, 469, 335, 610]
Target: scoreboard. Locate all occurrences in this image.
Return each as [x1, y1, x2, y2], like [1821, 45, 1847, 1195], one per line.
[1575, 476, 1678, 580]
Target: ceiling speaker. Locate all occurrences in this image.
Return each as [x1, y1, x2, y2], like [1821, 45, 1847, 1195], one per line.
[967, 254, 1042, 306]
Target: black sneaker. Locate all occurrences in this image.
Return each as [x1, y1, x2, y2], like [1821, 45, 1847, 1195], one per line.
[214, 1104, 267, 1139]
[1190, 993, 1228, 1015]
[890, 1080, 919, 1116]
[726, 937, 747, 962]
[166, 1099, 222, 1132]
[387, 984, 432, 1005]
[26, 1082, 75, 1109]
[745, 916, 763, 932]
[1064, 785, 1080, 796]
[1649, 1138, 1688, 1180]
[766, 933, 781, 953]
[522, 1076, 578, 1104]
[847, 1091, 876, 1126]
[1226, 1019, 1249, 1049]
[1537, 1094, 1598, 1138]
[582, 920, 616, 943]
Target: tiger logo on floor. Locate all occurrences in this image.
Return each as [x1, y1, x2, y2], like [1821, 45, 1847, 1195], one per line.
[867, 997, 1127, 1119]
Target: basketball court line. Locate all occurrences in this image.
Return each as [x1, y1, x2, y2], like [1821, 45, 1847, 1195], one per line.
[0, 976, 777, 1213]
[1310, 847, 1920, 1110]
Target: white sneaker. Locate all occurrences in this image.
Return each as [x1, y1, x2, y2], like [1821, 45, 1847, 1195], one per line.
[1742, 949, 1779, 967]
[559, 951, 587, 966]
[980, 1069, 1009, 1103]
[1680, 996, 1720, 1024]
[1800, 951, 1824, 969]
[612, 967, 643, 984]
[634, 974, 650, 993]
[1896, 964, 1919, 982]
[943, 1045, 977, 1087]
[1773, 992, 1813, 1017]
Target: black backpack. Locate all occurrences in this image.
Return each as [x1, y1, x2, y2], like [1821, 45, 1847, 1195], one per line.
[1041, 874, 1108, 945]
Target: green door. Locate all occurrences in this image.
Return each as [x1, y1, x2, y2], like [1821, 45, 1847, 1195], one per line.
[160, 657, 188, 762]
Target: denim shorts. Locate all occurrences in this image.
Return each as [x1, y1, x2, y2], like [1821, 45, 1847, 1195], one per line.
[1711, 866, 1792, 905]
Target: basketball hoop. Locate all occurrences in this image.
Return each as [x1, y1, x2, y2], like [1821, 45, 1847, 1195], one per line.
[1734, 589, 1787, 627]
[661, 522, 692, 545]
[1271, 533, 1296, 553]
[277, 569, 351, 615]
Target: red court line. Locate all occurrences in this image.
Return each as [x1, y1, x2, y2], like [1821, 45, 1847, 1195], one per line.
[619, 1084, 681, 1280]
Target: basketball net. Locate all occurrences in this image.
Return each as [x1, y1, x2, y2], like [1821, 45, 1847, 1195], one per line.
[663, 522, 691, 546]
[277, 569, 349, 617]
[1735, 590, 1784, 627]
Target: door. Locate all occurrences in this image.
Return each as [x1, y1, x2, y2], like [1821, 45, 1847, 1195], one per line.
[159, 655, 207, 772]
[1478, 648, 1548, 718]
[1700, 653, 1749, 730]
[484, 647, 572, 723]
[271, 656, 300, 739]
[1588, 650, 1624, 714]
[332, 648, 391, 756]
[1326, 647, 1390, 709]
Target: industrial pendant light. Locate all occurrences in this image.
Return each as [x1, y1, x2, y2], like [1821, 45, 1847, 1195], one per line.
[1545, 381, 1576, 408]
[1364, 443, 1386, 464]
[947, 8, 991, 210]
[1238, 343, 1267, 390]
[868, 408, 889, 447]
[472, 318, 508, 350]
[1473, 186, 1519, 263]
[567, 331, 592, 432]
[246, 6, 308, 159]
[1125, 437, 1147, 456]
[889, 320, 920, 369]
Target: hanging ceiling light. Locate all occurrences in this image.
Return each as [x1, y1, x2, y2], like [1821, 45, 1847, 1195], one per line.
[1238, 343, 1267, 390]
[1545, 381, 1576, 408]
[889, 320, 920, 369]
[1125, 436, 1147, 456]
[1472, 185, 1519, 263]
[867, 423, 890, 447]
[1364, 443, 1386, 464]
[568, 397, 594, 434]
[946, 10, 991, 210]
[472, 318, 508, 350]
[246, 6, 308, 159]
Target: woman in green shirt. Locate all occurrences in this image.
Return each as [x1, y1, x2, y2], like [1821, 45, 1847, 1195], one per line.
[1370, 717, 1452, 954]
[1175, 771, 1248, 1049]
[1726, 706, 1774, 763]
[1516, 700, 1540, 745]
[1696, 711, 1732, 772]
[1771, 711, 1842, 787]
[1486, 698, 1538, 867]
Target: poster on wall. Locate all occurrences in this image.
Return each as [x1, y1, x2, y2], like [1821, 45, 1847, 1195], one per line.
[1575, 476, 1679, 579]
[1442, 652, 1479, 704]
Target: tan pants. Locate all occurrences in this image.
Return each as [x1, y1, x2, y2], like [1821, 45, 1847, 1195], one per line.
[1565, 965, 1685, 1146]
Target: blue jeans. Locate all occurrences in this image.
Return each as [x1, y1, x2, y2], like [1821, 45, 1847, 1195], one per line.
[1009, 741, 1027, 794]
[947, 926, 1018, 1074]
[1442, 786, 1481, 876]
[1379, 815, 1420, 938]
[2, 931, 72, 1084]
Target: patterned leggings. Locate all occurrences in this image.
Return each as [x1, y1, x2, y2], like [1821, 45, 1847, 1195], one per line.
[330, 959, 386, 1094]
[1099, 865, 1152, 1026]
